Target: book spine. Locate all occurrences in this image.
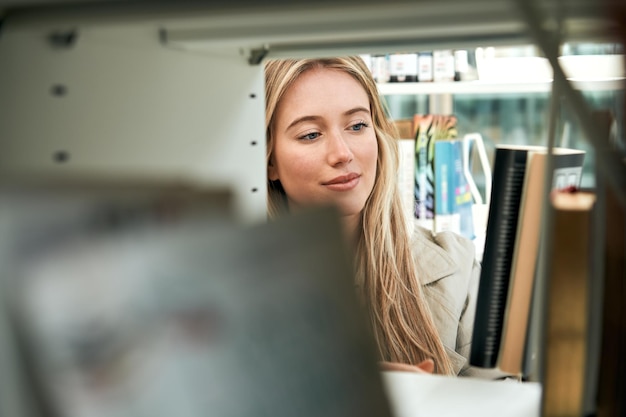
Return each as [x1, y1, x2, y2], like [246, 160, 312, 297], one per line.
[433, 140, 459, 235]
[397, 138, 417, 224]
[415, 128, 430, 219]
[470, 148, 528, 368]
[434, 141, 452, 217]
[452, 140, 475, 240]
[542, 194, 595, 417]
[433, 140, 475, 239]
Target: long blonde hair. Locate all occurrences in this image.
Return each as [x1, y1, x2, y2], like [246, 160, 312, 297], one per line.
[265, 56, 454, 375]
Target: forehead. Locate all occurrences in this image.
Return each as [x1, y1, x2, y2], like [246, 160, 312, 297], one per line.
[276, 67, 370, 123]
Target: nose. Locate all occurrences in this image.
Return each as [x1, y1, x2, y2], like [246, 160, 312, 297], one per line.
[326, 131, 354, 166]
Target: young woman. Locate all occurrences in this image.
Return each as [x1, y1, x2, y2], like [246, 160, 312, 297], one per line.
[264, 56, 480, 376]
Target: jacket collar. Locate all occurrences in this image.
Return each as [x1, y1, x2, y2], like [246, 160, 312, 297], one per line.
[445, 345, 468, 375]
[411, 226, 458, 285]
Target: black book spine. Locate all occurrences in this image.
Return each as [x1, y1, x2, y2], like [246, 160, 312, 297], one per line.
[470, 148, 528, 368]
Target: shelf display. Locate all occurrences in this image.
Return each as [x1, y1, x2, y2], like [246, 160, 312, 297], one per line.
[376, 47, 624, 193]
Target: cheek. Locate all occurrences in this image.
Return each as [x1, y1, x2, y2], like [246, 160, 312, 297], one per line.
[361, 138, 380, 197]
[281, 159, 314, 182]
[274, 146, 318, 185]
[359, 136, 379, 174]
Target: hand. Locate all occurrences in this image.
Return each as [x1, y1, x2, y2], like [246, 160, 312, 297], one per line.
[379, 359, 435, 374]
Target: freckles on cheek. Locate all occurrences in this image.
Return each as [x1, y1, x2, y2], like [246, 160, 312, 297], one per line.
[276, 148, 314, 183]
[286, 157, 316, 182]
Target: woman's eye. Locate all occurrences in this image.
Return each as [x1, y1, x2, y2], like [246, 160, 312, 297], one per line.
[349, 122, 368, 132]
[299, 132, 320, 141]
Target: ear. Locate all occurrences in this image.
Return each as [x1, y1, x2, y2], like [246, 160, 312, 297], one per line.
[267, 160, 279, 181]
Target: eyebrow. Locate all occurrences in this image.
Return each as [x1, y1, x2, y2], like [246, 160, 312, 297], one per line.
[285, 106, 371, 131]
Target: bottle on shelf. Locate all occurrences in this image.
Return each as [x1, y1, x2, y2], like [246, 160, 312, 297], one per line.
[418, 51, 433, 82]
[433, 50, 455, 82]
[453, 49, 479, 81]
[389, 53, 418, 82]
[371, 54, 390, 83]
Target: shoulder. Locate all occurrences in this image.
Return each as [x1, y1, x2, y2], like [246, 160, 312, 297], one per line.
[411, 222, 482, 375]
[410, 222, 477, 286]
[410, 222, 479, 338]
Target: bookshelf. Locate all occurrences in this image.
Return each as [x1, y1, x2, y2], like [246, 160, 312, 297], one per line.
[377, 78, 624, 96]
[376, 53, 624, 95]
[377, 52, 624, 191]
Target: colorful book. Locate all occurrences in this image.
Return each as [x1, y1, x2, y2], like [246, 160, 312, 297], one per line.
[432, 139, 474, 239]
[414, 114, 472, 237]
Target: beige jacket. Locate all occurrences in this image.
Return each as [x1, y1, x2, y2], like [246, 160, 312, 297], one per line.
[411, 224, 503, 378]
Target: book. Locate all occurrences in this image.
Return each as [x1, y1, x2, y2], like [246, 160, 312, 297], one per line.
[432, 139, 458, 234]
[541, 190, 596, 417]
[432, 139, 474, 240]
[470, 145, 585, 374]
[414, 114, 458, 225]
[413, 114, 476, 239]
[397, 138, 417, 225]
[414, 115, 437, 228]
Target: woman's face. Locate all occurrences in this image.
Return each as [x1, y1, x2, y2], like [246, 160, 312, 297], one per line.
[269, 67, 378, 224]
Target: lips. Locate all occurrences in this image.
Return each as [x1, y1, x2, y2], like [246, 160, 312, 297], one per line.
[323, 172, 360, 185]
[322, 172, 361, 191]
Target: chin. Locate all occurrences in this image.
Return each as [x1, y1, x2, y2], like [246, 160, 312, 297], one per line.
[335, 201, 367, 218]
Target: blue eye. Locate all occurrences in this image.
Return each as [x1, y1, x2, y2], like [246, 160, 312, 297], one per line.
[350, 122, 368, 132]
[299, 132, 320, 141]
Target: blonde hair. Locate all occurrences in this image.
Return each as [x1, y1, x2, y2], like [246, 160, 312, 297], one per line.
[265, 56, 454, 375]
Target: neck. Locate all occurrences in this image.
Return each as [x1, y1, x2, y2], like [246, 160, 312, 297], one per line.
[341, 213, 361, 246]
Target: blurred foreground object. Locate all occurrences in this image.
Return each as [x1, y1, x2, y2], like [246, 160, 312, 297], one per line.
[0, 181, 391, 417]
